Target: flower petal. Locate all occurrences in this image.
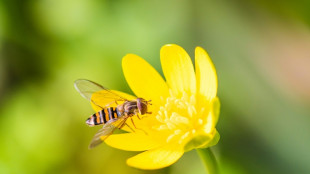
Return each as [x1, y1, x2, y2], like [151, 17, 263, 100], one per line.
[184, 133, 213, 152]
[195, 47, 218, 101]
[204, 97, 220, 133]
[160, 44, 196, 95]
[212, 97, 220, 126]
[122, 54, 169, 106]
[105, 132, 160, 151]
[91, 90, 136, 112]
[127, 143, 184, 169]
[207, 130, 220, 147]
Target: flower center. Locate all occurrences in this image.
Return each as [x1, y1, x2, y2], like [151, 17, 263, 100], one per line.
[153, 90, 207, 144]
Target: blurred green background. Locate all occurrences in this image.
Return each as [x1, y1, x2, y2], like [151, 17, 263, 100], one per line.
[1, 0, 310, 174]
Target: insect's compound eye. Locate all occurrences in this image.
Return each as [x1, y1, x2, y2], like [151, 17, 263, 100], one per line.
[137, 98, 147, 115]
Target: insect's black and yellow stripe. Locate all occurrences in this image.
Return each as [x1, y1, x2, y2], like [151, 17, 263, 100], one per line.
[87, 107, 121, 126]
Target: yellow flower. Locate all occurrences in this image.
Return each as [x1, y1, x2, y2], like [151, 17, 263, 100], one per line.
[92, 44, 220, 169]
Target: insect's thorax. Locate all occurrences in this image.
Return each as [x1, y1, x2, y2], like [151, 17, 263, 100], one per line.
[121, 101, 139, 116]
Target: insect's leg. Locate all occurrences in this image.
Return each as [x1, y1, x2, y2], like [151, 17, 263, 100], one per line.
[131, 117, 137, 129]
[136, 114, 141, 120]
[118, 120, 127, 129]
[138, 112, 151, 120]
[117, 116, 135, 132]
[139, 115, 147, 120]
[131, 117, 148, 135]
[147, 100, 152, 105]
[124, 123, 135, 132]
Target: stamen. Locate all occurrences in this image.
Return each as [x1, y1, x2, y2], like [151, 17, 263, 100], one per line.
[160, 106, 165, 112]
[174, 129, 181, 134]
[160, 96, 164, 102]
[200, 107, 205, 114]
[157, 125, 168, 130]
[177, 101, 186, 108]
[191, 106, 197, 115]
[169, 89, 174, 97]
[181, 92, 188, 101]
[179, 131, 190, 144]
[192, 129, 196, 134]
[190, 94, 196, 104]
[154, 91, 205, 143]
[164, 110, 168, 118]
[188, 107, 193, 118]
[176, 116, 189, 124]
[156, 115, 164, 123]
[181, 131, 190, 140]
[170, 112, 179, 121]
[166, 134, 175, 142]
[167, 122, 176, 129]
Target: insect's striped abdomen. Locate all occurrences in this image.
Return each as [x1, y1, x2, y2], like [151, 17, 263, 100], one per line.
[86, 107, 121, 126]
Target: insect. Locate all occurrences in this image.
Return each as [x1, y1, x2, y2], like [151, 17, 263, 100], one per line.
[74, 79, 151, 149]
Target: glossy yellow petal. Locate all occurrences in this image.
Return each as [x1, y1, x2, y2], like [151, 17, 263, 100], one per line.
[160, 44, 196, 95]
[195, 47, 217, 101]
[184, 133, 213, 152]
[212, 97, 220, 126]
[207, 130, 220, 147]
[199, 97, 220, 134]
[91, 90, 136, 112]
[122, 54, 169, 106]
[127, 143, 184, 169]
[105, 132, 160, 151]
[204, 110, 216, 134]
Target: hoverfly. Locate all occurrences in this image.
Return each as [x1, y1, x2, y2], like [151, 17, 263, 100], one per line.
[74, 79, 151, 149]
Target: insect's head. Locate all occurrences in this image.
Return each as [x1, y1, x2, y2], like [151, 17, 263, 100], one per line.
[136, 98, 151, 115]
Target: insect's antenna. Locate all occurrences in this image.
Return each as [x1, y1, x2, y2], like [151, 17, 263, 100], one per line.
[148, 100, 152, 105]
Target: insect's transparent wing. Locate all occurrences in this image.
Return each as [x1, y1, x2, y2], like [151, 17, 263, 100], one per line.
[88, 117, 127, 149]
[74, 79, 130, 108]
[74, 79, 126, 101]
[74, 79, 105, 100]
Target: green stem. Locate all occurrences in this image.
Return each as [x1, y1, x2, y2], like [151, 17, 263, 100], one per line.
[196, 148, 219, 174]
